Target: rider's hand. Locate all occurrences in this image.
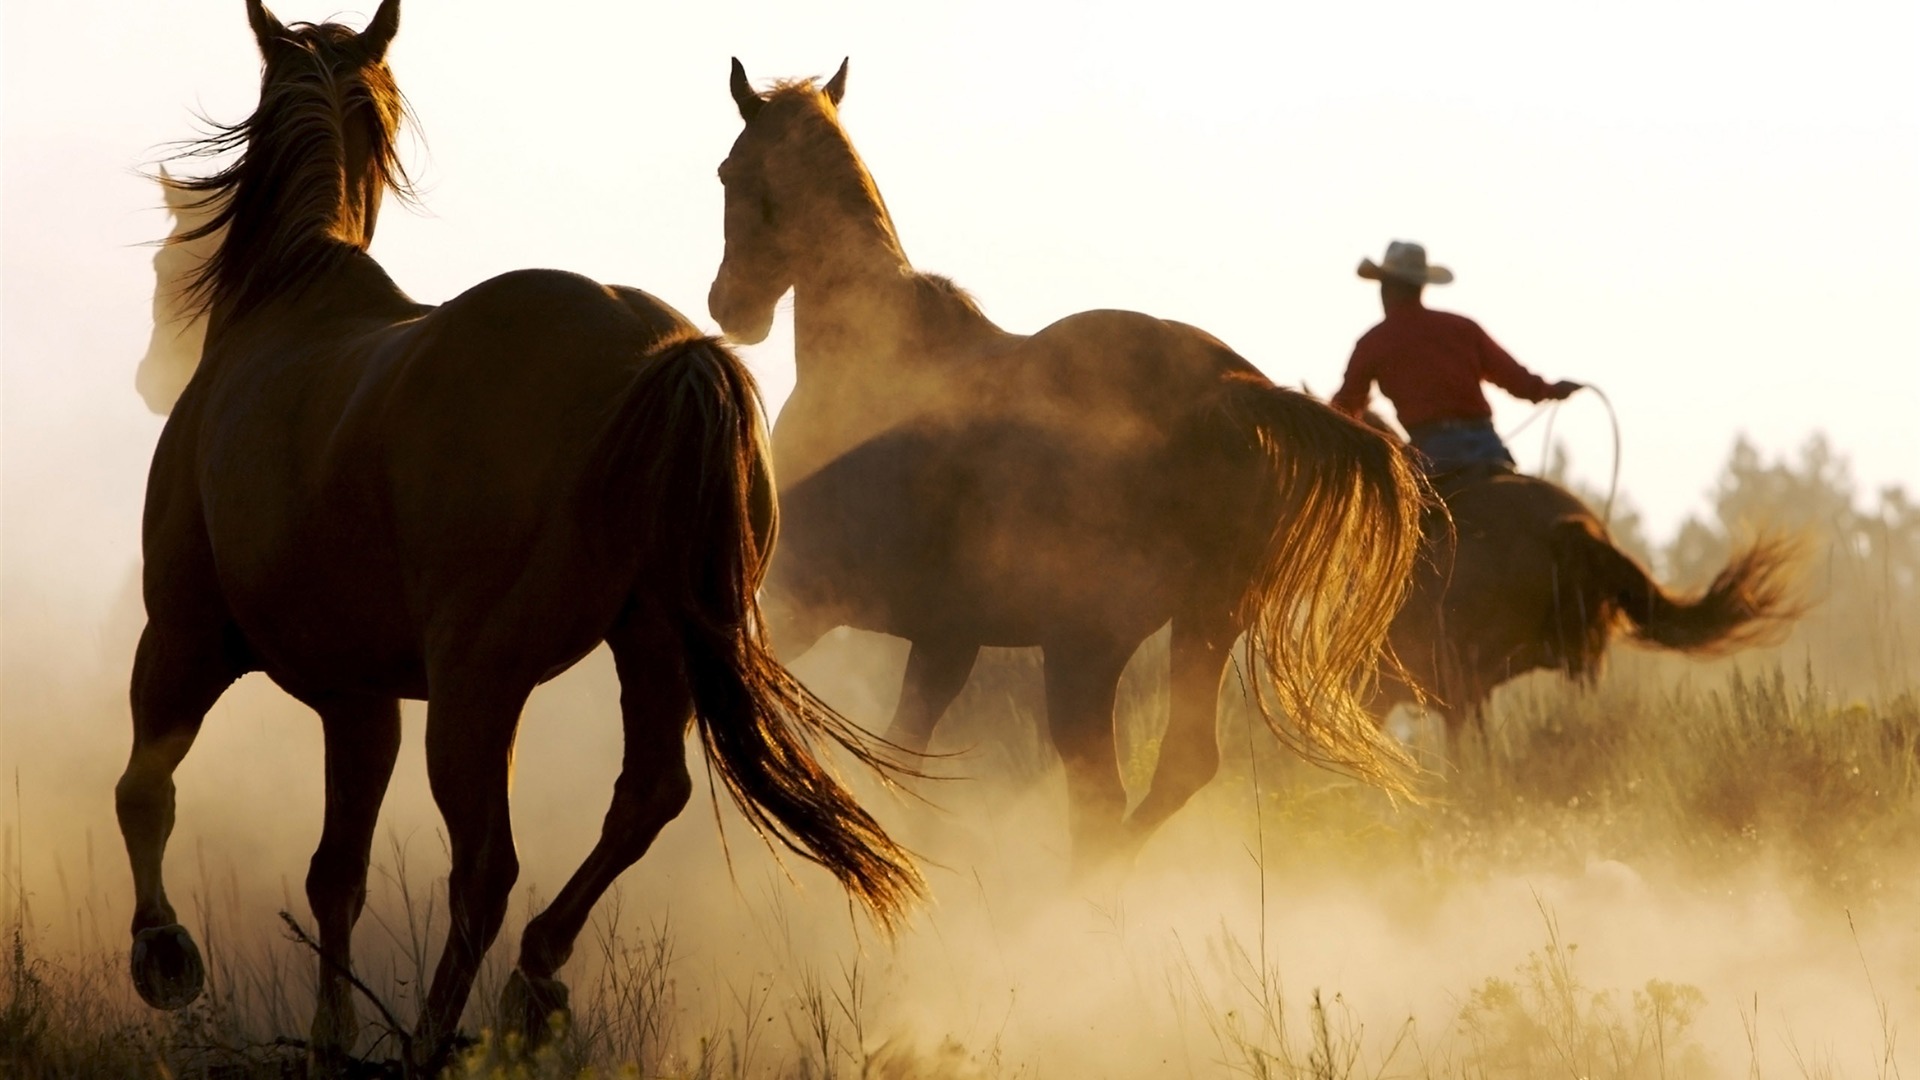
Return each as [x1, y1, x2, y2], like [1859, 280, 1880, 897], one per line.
[1549, 380, 1584, 400]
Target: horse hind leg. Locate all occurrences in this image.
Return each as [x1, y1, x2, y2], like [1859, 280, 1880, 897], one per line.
[1124, 612, 1234, 854]
[413, 664, 534, 1069]
[1040, 634, 1135, 880]
[507, 613, 693, 1047]
[300, 693, 402, 1063]
[884, 637, 980, 755]
[116, 619, 244, 1010]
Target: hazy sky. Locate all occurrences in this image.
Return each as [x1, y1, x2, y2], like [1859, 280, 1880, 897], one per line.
[4, 0, 1917, 634]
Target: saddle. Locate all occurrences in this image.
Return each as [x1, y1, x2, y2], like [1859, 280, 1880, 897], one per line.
[1424, 458, 1515, 502]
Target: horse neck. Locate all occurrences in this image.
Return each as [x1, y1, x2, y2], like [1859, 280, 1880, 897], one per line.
[202, 107, 392, 328]
[776, 116, 1007, 443]
[789, 219, 1003, 388]
[777, 129, 918, 365]
[780, 251, 1015, 486]
[206, 247, 411, 344]
[792, 257, 915, 377]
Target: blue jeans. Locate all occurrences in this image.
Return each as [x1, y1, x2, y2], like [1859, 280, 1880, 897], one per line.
[1407, 418, 1515, 472]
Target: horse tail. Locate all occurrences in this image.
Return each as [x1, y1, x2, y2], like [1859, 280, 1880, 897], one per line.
[1223, 376, 1432, 793]
[1553, 518, 1801, 655]
[600, 334, 922, 928]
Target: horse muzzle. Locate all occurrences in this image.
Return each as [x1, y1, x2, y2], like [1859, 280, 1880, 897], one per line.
[708, 274, 780, 346]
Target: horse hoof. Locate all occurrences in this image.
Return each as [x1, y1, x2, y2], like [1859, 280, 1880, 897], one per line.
[309, 997, 363, 1064]
[501, 968, 571, 1046]
[130, 924, 205, 1010]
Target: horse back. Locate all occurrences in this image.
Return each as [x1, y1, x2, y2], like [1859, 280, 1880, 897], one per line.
[774, 306, 1248, 487]
[770, 307, 1281, 643]
[1014, 309, 1256, 409]
[1396, 472, 1618, 702]
[1428, 473, 1595, 599]
[171, 267, 703, 692]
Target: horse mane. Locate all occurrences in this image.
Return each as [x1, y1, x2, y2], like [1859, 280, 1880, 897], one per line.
[759, 81, 911, 268]
[765, 77, 831, 96]
[908, 272, 1001, 342]
[911, 272, 980, 309]
[164, 20, 414, 319]
[752, 81, 1004, 345]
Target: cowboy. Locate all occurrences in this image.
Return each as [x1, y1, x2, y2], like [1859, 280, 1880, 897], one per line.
[1332, 241, 1581, 472]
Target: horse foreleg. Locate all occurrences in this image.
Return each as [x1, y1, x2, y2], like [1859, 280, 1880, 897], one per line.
[415, 675, 530, 1067]
[116, 620, 241, 1010]
[1040, 636, 1134, 879]
[1125, 613, 1234, 851]
[884, 638, 980, 755]
[302, 694, 401, 1063]
[508, 617, 693, 1047]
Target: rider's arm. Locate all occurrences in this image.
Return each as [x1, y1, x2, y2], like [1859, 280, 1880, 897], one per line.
[1330, 342, 1377, 418]
[1473, 322, 1557, 403]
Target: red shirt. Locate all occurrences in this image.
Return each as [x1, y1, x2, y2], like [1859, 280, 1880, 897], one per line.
[1331, 304, 1554, 430]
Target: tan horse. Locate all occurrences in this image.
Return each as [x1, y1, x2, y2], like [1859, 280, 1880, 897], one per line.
[708, 61, 1430, 869]
[1376, 465, 1799, 755]
[121, 5, 917, 1068]
[137, 167, 217, 415]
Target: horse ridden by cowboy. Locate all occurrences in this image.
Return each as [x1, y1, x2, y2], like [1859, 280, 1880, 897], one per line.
[1332, 241, 1582, 473]
[1327, 241, 1798, 760]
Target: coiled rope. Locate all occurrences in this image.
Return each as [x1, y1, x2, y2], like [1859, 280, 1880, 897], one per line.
[1503, 383, 1624, 528]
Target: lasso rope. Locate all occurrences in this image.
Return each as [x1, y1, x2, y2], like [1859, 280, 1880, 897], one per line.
[1504, 383, 1623, 528]
[1589, 383, 1623, 527]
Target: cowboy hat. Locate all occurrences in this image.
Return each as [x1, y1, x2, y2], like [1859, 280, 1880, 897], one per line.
[1357, 240, 1454, 285]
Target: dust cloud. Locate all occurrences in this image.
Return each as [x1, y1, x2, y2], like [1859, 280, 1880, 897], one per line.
[6, 562, 1917, 1076]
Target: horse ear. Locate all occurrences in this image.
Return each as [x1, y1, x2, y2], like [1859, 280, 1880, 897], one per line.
[730, 57, 763, 122]
[823, 58, 848, 106]
[358, 0, 400, 61]
[158, 166, 188, 210]
[246, 0, 287, 53]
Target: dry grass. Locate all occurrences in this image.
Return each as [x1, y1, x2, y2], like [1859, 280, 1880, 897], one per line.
[6, 657, 1917, 1078]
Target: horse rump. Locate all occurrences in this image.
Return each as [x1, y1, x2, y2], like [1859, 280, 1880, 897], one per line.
[1551, 516, 1801, 657]
[593, 336, 922, 927]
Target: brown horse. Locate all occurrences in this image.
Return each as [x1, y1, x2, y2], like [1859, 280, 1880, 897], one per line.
[1375, 464, 1799, 755]
[707, 61, 1430, 869]
[120, 5, 917, 1067]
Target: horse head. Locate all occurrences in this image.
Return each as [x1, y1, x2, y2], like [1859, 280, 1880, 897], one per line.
[165, 0, 412, 324]
[710, 57, 891, 346]
[241, 0, 404, 246]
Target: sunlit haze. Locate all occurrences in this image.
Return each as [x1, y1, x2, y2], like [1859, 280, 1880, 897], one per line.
[5, 0, 1917, 632]
[4, 4, 1919, 1073]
